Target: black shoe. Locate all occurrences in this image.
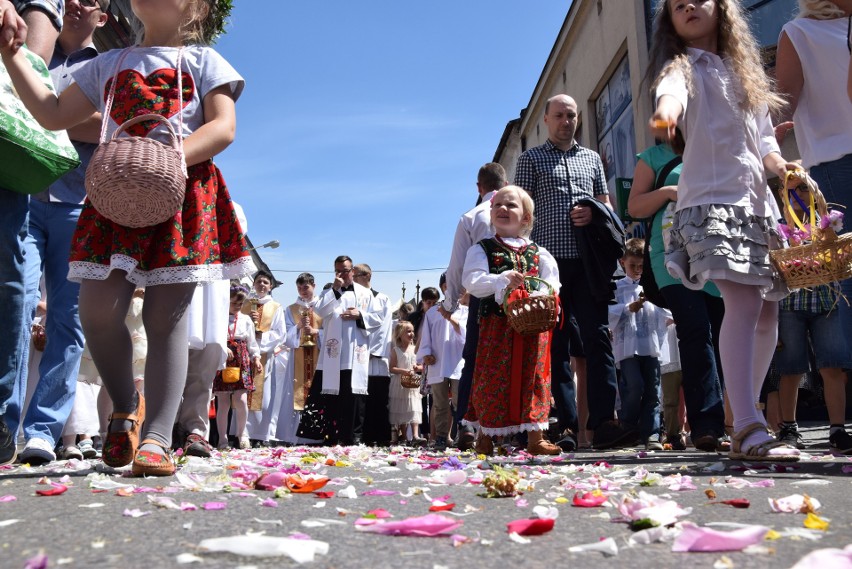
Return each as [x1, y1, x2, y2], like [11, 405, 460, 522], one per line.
[432, 436, 448, 451]
[692, 433, 723, 452]
[777, 424, 805, 449]
[455, 428, 475, 451]
[592, 420, 637, 450]
[555, 429, 577, 452]
[668, 434, 687, 451]
[0, 416, 16, 466]
[183, 433, 213, 458]
[829, 429, 852, 455]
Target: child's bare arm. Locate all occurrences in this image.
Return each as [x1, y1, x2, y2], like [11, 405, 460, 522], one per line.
[0, 48, 94, 130]
[183, 84, 236, 167]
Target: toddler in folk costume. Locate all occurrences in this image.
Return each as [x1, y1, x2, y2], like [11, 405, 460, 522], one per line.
[648, 0, 800, 460]
[213, 282, 262, 451]
[0, 0, 255, 475]
[461, 185, 561, 456]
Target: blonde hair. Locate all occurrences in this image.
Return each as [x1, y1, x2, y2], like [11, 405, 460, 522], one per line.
[797, 0, 847, 18]
[134, 0, 216, 45]
[491, 185, 536, 238]
[647, 0, 785, 113]
[393, 321, 415, 348]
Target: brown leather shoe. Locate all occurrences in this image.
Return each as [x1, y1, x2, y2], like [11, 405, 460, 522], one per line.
[102, 391, 145, 468]
[132, 439, 176, 476]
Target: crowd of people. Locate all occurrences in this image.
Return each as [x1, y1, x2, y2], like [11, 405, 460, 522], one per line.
[1, 0, 851, 476]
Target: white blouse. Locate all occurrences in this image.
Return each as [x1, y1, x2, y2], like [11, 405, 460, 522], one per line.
[462, 237, 560, 303]
[655, 48, 779, 216]
[782, 18, 852, 168]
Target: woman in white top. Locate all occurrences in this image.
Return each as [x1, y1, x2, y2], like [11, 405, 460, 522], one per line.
[775, 0, 852, 347]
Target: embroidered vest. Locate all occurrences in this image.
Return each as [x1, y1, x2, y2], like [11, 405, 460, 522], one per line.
[477, 238, 542, 318]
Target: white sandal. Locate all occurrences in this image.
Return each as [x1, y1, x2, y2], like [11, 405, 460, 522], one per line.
[728, 423, 799, 462]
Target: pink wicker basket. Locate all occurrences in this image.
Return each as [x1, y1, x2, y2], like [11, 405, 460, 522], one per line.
[85, 47, 187, 228]
[86, 113, 186, 228]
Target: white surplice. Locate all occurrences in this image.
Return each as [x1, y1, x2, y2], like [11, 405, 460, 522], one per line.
[245, 295, 288, 442]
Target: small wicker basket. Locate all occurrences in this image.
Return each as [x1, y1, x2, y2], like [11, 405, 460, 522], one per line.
[400, 371, 422, 389]
[770, 170, 852, 289]
[503, 276, 558, 335]
[86, 113, 187, 228]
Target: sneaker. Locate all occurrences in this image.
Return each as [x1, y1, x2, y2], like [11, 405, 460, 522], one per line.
[777, 423, 805, 450]
[645, 436, 664, 451]
[555, 429, 578, 452]
[592, 420, 638, 450]
[0, 417, 17, 466]
[829, 429, 852, 455]
[78, 438, 100, 459]
[183, 433, 213, 458]
[60, 445, 84, 460]
[18, 437, 56, 466]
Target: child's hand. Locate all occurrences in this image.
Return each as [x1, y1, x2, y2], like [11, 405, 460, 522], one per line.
[422, 355, 437, 366]
[252, 356, 263, 376]
[226, 348, 234, 359]
[503, 270, 524, 291]
[0, 1, 27, 54]
[628, 299, 645, 313]
[649, 96, 682, 141]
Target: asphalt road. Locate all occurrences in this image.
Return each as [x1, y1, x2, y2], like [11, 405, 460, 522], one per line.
[0, 422, 850, 569]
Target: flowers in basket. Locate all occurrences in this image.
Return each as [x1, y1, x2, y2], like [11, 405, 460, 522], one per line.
[778, 209, 844, 246]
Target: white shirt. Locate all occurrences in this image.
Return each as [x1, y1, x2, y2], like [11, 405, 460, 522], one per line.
[313, 282, 378, 372]
[782, 18, 852, 169]
[442, 191, 497, 311]
[608, 277, 671, 363]
[655, 48, 779, 216]
[229, 312, 260, 358]
[462, 237, 560, 302]
[416, 304, 467, 383]
[255, 295, 287, 355]
[367, 289, 393, 376]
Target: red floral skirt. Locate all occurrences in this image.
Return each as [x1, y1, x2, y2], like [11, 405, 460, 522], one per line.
[68, 160, 254, 286]
[213, 338, 254, 392]
[465, 314, 552, 435]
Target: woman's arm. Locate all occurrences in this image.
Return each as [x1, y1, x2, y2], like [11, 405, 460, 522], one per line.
[182, 84, 236, 167]
[774, 31, 803, 142]
[627, 159, 677, 219]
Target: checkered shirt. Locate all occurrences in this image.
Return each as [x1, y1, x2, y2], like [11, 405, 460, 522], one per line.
[780, 283, 841, 314]
[514, 140, 608, 259]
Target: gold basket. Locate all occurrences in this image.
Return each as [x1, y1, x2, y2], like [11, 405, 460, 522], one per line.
[222, 366, 241, 384]
[400, 371, 422, 389]
[770, 170, 852, 289]
[85, 113, 187, 229]
[503, 276, 558, 335]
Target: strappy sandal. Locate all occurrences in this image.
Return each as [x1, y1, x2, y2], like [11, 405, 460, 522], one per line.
[102, 391, 145, 468]
[728, 422, 800, 462]
[132, 439, 176, 477]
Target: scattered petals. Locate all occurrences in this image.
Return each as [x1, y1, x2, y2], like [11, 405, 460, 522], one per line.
[803, 513, 829, 531]
[35, 483, 68, 496]
[672, 522, 769, 552]
[23, 552, 48, 569]
[284, 475, 330, 494]
[176, 552, 204, 564]
[568, 537, 619, 556]
[532, 505, 558, 520]
[572, 490, 607, 508]
[198, 535, 329, 563]
[428, 501, 455, 512]
[356, 514, 462, 536]
[123, 508, 151, 518]
[0, 495, 17, 502]
[202, 502, 227, 511]
[506, 518, 555, 536]
[790, 545, 852, 569]
[768, 494, 821, 514]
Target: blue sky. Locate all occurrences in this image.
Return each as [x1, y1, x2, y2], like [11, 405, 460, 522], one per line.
[213, 2, 571, 305]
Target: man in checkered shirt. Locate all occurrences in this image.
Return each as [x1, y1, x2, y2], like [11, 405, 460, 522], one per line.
[514, 93, 635, 451]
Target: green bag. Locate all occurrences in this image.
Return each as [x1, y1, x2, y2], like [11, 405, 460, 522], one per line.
[0, 46, 80, 195]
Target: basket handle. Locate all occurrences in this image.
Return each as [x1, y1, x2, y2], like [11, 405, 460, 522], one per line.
[110, 113, 181, 150]
[501, 275, 554, 309]
[780, 169, 829, 234]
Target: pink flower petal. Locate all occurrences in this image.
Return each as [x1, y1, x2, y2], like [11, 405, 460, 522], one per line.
[671, 522, 769, 552]
[357, 514, 462, 536]
[506, 518, 555, 536]
[0, 495, 17, 502]
[35, 483, 67, 497]
[261, 498, 279, 508]
[202, 502, 227, 510]
[362, 489, 396, 496]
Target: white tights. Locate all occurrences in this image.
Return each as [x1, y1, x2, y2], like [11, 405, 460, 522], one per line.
[216, 391, 248, 445]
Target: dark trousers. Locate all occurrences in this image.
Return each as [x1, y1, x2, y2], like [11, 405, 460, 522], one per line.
[454, 296, 480, 425]
[363, 374, 390, 445]
[307, 369, 366, 445]
[660, 284, 725, 438]
[556, 259, 617, 430]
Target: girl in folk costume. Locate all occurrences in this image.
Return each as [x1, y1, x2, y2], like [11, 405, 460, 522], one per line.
[0, 0, 254, 475]
[213, 283, 262, 450]
[461, 186, 562, 456]
[388, 321, 424, 445]
[243, 270, 287, 444]
[649, 0, 799, 460]
[276, 273, 324, 444]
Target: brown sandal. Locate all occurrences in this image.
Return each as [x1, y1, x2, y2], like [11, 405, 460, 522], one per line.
[474, 434, 494, 456]
[132, 439, 176, 477]
[102, 391, 145, 468]
[527, 430, 561, 455]
[728, 423, 799, 462]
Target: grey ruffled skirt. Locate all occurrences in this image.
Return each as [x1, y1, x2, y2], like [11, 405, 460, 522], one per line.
[664, 204, 788, 301]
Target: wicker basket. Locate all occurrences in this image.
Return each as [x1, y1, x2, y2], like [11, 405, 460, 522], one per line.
[400, 371, 422, 389]
[770, 170, 852, 289]
[503, 276, 558, 335]
[85, 113, 187, 228]
[222, 366, 241, 384]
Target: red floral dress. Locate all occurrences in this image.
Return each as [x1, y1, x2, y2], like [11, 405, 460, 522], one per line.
[464, 238, 553, 436]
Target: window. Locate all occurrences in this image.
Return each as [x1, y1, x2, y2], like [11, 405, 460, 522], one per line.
[595, 56, 636, 217]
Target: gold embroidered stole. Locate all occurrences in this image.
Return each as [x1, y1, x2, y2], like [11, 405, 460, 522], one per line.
[288, 303, 322, 410]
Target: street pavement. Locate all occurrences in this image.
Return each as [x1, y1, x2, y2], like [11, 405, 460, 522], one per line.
[0, 421, 850, 569]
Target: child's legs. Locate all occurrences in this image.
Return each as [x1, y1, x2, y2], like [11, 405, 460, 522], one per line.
[232, 391, 249, 437]
[661, 371, 683, 436]
[430, 379, 452, 440]
[776, 309, 809, 424]
[822, 368, 849, 426]
[179, 345, 220, 437]
[140, 282, 196, 448]
[637, 356, 662, 439]
[78, 273, 136, 413]
[714, 280, 778, 432]
[616, 358, 643, 428]
[215, 393, 231, 442]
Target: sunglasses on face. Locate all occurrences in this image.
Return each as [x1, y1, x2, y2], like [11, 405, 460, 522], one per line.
[78, 0, 102, 9]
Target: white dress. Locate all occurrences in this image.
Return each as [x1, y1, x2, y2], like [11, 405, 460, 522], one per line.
[388, 346, 422, 425]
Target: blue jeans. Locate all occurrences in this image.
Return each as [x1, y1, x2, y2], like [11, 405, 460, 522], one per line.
[556, 259, 616, 430]
[618, 355, 661, 440]
[660, 284, 726, 437]
[6, 200, 84, 444]
[776, 309, 852, 373]
[809, 154, 852, 357]
[0, 190, 29, 416]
